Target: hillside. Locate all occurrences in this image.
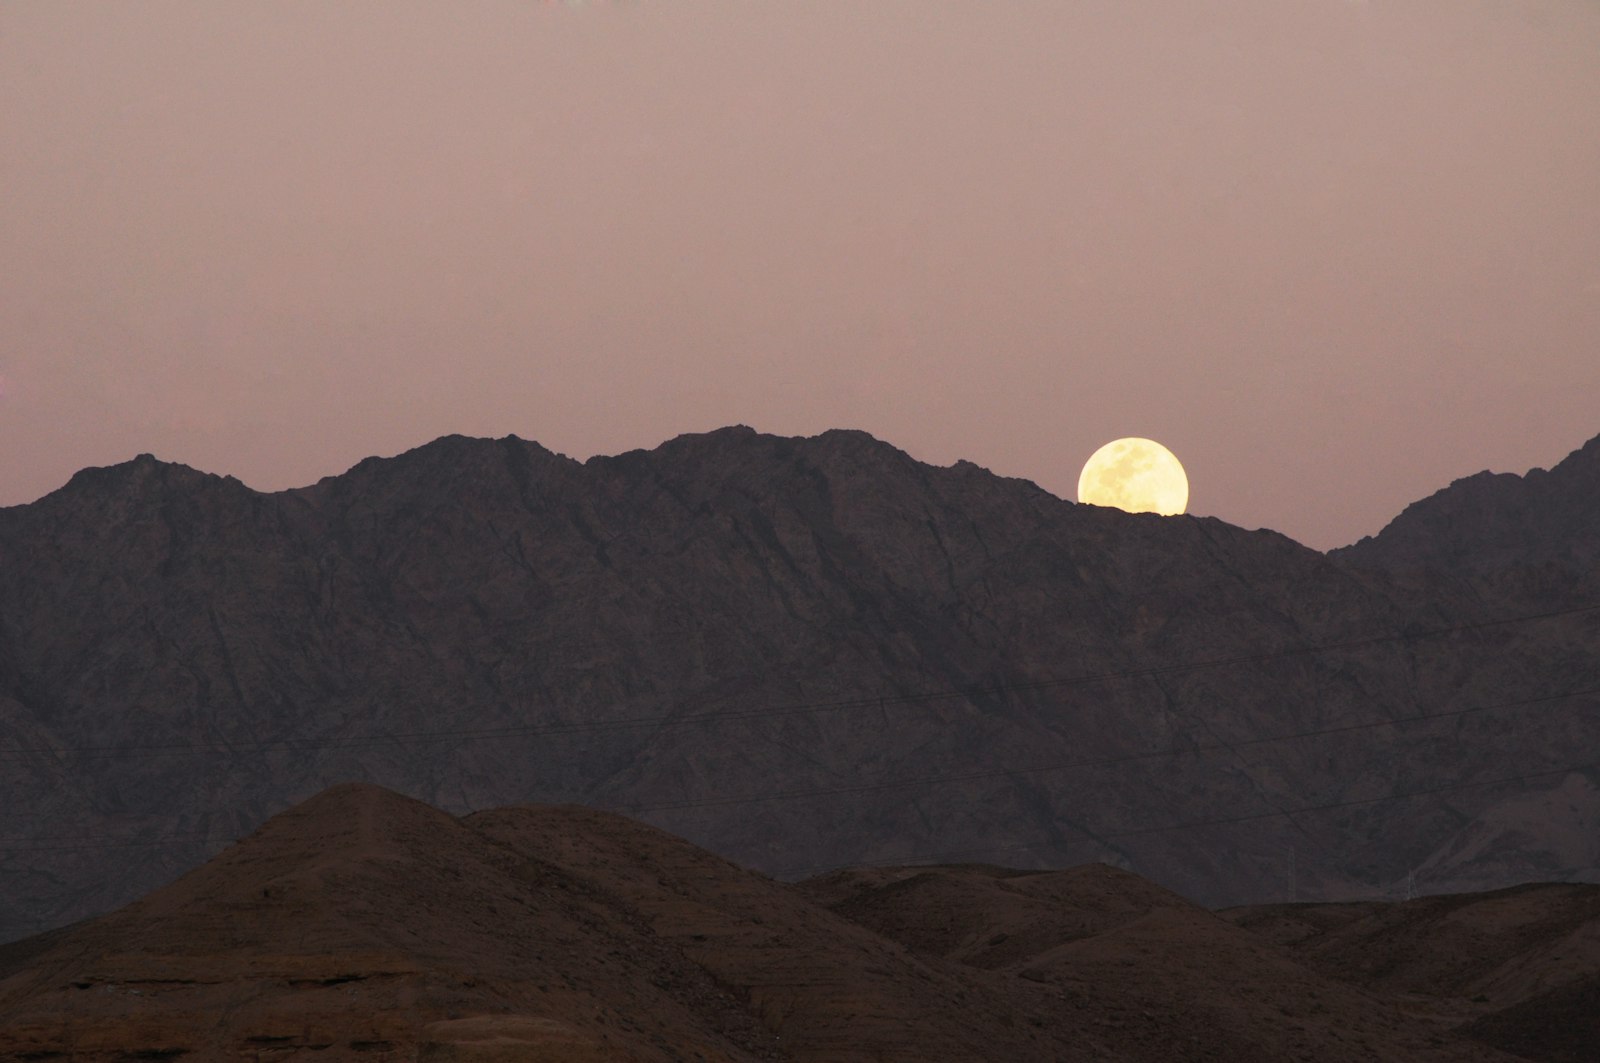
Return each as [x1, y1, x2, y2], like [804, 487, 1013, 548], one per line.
[0, 784, 1555, 1062]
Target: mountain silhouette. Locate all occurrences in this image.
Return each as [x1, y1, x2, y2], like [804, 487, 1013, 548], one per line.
[1, 427, 1595, 940]
[1335, 433, 1600, 606]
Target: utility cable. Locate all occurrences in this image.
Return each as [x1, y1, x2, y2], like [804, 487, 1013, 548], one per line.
[1, 601, 1592, 762]
[616, 684, 1600, 815]
[775, 758, 1600, 879]
[0, 684, 1593, 858]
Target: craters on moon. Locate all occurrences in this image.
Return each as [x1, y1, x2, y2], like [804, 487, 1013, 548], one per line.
[1077, 438, 1188, 516]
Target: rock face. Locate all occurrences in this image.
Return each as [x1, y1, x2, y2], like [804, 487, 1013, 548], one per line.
[1333, 433, 1600, 604]
[0, 783, 1554, 1062]
[0, 427, 1597, 940]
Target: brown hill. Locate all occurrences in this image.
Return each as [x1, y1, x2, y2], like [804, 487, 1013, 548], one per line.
[0, 783, 1040, 1062]
[805, 863, 1527, 1061]
[1222, 881, 1600, 1061]
[1, 427, 1597, 941]
[0, 785, 1539, 1062]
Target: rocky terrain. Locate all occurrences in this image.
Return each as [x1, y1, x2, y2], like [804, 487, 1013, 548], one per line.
[7, 783, 1596, 1061]
[1335, 433, 1600, 587]
[0, 427, 1596, 940]
[1221, 881, 1600, 1062]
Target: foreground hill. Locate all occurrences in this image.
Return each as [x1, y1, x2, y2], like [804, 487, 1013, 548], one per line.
[0, 784, 1554, 1062]
[1, 427, 1596, 939]
[1222, 881, 1600, 1062]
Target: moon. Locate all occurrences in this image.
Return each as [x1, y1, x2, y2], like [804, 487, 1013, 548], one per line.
[1077, 438, 1189, 516]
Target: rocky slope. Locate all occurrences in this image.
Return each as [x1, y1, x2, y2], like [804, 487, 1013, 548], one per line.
[1334, 432, 1600, 606]
[0, 427, 1596, 940]
[0, 784, 1550, 1062]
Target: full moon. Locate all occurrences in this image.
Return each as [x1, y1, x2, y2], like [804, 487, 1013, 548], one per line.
[1077, 438, 1189, 516]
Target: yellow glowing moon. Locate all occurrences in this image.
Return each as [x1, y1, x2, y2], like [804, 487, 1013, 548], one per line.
[1077, 438, 1189, 516]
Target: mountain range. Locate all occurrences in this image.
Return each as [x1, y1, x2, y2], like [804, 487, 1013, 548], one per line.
[1, 427, 1596, 941]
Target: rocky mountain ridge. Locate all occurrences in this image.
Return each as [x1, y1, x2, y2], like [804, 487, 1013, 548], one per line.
[1, 427, 1596, 940]
[1334, 432, 1600, 605]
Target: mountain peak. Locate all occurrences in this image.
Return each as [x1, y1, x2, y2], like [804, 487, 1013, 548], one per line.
[57, 452, 212, 494]
[263, 781, 445, 835]
[147, 783, 459, 902]
[1332, 430, 1600, 577]
[1553, 429, 1600, 480]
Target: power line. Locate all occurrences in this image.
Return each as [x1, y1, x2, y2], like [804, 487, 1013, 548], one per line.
[0, 836, 211, 855]
[0, 828, 210, 846]
[9, 748, 1590, 881]
[774, 758, 1600, 879]
[0, 600, 1591, 872]
[1, 682, 1593, 859]
[2, 601, 1593, 763]
[617, 684, 1600, 815]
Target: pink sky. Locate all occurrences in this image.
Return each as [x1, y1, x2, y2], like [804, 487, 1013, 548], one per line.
[2, 1, 1598, 549]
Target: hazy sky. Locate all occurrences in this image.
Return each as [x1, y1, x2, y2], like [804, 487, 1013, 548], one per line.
[3, 1, 1598, 549]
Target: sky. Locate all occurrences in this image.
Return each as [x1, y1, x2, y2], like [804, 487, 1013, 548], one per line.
[3, 1, 1598, 550]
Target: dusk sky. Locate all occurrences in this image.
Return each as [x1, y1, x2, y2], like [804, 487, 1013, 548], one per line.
[3, 1, 1598, 550]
